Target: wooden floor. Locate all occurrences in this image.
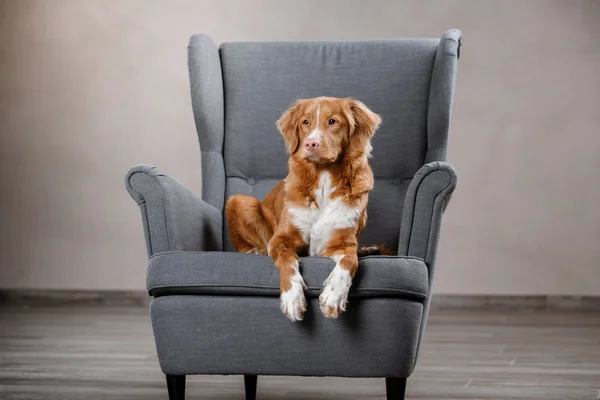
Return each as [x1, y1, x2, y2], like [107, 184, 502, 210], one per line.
[0, 305, 599, 399]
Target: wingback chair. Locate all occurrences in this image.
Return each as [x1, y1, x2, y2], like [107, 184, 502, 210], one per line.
[125, 30, 461, 400]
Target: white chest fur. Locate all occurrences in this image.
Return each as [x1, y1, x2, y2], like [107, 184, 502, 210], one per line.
[287, 172, 360, 256]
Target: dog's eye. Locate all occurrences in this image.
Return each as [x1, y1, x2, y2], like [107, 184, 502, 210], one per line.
[302, 120, 309, 125]
[328, 119, 336, 125]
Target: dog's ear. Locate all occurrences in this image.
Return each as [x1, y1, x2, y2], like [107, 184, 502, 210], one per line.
[344, 99, 382, 157]
[276, 101, 304, 155]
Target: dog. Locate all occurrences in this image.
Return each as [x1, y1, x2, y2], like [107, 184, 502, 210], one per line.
[226, 96, 383, 321]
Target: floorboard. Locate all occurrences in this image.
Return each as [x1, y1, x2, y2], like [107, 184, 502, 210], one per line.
[0, 305, 598, 399]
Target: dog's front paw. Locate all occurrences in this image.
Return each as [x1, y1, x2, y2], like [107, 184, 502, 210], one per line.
[319, 266, 352, 318]
[280, 275, 307, 322]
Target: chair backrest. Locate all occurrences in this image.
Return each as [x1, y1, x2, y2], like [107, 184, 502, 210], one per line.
[188, 30, 461, 251]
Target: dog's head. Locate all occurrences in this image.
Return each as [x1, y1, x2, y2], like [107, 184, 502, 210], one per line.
[276, 97, 381, 164]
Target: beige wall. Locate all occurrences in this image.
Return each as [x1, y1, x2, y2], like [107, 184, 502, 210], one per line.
[0, 0, 598, 294]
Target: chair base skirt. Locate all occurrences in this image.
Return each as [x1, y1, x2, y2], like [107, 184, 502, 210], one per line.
[150, 295, 424, 377]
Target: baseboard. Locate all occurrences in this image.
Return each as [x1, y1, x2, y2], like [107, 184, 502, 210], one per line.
[0, 289, 150, 307]
[430, 294, 600, 311]
[1, 290, 599, 311]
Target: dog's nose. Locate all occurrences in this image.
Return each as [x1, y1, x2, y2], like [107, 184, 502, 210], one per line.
[304, 138, 320, 152]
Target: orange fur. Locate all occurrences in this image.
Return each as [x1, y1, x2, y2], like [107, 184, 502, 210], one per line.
[226, 97, 383, 319]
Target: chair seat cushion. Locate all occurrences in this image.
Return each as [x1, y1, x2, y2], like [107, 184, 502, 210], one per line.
[147, 251, 428, 301]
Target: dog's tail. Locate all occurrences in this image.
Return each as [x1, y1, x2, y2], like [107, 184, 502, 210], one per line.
[357, 245, 396, 257]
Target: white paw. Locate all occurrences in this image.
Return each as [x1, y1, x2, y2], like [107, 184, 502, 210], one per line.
[319, 265, 352, 318]
[280, 273, 307, 322]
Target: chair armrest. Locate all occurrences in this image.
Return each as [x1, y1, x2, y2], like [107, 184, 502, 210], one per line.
[398, 162, 457, 269]
[125, 164, 223, 257]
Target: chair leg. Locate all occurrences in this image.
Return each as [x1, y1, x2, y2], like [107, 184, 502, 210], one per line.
[166, 374, 185, 400]
[244, 374, 258, 400]
[385, 377, 407, 400]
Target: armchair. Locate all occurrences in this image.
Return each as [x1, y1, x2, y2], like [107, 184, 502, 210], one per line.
[125, 30, 461, 400]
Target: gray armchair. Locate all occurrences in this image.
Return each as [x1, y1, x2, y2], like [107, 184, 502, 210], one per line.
[125, 30, 461, 400]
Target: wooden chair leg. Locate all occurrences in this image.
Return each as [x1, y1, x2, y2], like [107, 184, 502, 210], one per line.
[385, 377, 407, 400]
[166, 374, 185, 400]
[244, 374, 258, 400]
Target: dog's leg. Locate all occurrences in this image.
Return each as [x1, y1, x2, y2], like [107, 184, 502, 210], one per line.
[225, 195, 273, 254]
[269, 225, 307, 321]
[319, 229, 360, 318]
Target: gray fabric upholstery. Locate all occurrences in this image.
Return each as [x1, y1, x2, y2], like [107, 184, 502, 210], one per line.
[124, 30, 461, 381]
[397, 161, 458, 364]
[219, 39, 438, 181]
[426, 29, 462, 163]
[147, 251, 428, 300]
[188, 35, 226, 212]
[125, 165, 223, 255]
[218, 38, 444, 249]
[151, 295, 423, 377]
[398, 161, 458, 269]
